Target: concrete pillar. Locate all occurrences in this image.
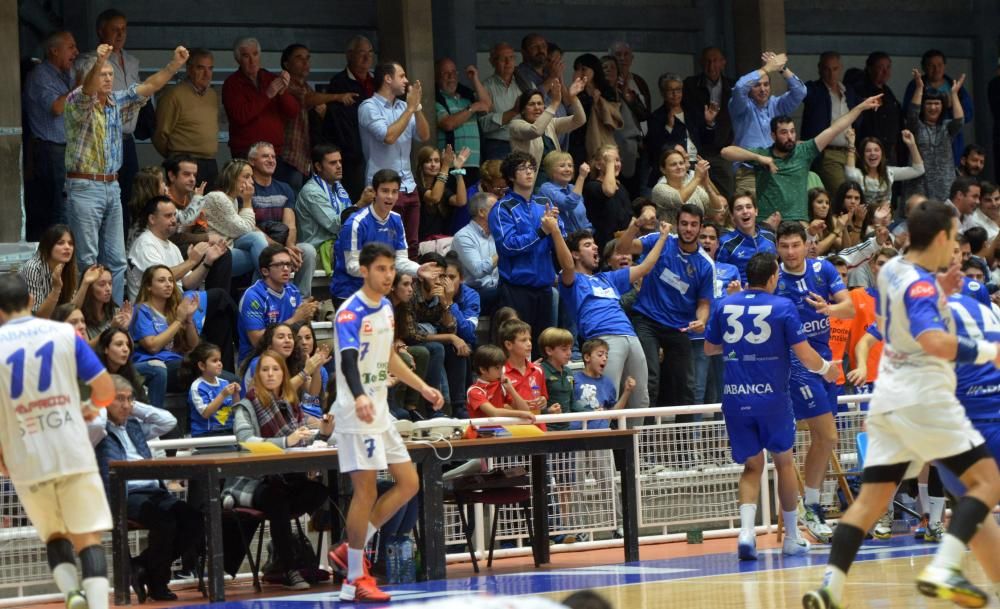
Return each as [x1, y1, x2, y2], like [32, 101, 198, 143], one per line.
[377, 0, 436, 146]
[432, 0, 477, 69]
[732, 0, 786, 92]
[1, 0, 24, 241]
[971, 0, 999, 180]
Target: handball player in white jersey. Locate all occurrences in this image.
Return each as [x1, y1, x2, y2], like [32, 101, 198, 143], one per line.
[0, 274, 115, 609]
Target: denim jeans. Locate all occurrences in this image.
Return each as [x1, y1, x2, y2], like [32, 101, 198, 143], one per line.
[66, 178, 127, 304]
[230, 231, 269, 279]
[689, 338, 710, 405]
[134, 359, 183, 409]
[291, 242, 317, 296]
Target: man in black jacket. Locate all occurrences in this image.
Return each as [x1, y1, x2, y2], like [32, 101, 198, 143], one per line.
[683, 46, 736, 198]
[321, 36, 376, 199]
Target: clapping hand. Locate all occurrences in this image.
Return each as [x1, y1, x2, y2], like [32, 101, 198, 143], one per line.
[465, 65, 480, 82]
[911, 68, 924, 90]
[112, 301, 133, 329]
[568, 75, 587, 97]
[81, 264, 103, 286]
[953, 73, 966, 94]
[195, 181, 208, 196]
[224, 382, 241, 397]
[50, 263, 64, 291]
[407, 80, 423, 111]
[178, 293, 199, 319]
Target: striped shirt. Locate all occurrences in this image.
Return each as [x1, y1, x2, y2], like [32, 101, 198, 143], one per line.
[17, 254, 54, 314]
[64, 84, 147, 174]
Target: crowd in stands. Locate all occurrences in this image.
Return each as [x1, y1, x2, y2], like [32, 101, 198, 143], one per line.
[17, 7, 1000, 597]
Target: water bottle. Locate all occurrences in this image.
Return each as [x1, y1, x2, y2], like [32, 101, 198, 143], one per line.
[385, 538, 399, 584]
[399, 536, 415, 584]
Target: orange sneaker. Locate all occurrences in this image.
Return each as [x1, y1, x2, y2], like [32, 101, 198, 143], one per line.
[339, 574, 391, 602]
[328, 542, 370, 578]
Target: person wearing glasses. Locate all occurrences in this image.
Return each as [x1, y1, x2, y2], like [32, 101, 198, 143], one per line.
[237, 244, 319, 364]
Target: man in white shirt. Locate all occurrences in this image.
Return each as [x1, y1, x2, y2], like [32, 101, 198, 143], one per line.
[966, 181, 1000, 241]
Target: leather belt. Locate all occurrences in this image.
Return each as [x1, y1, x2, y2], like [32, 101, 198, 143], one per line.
[67, 172, 118, 182]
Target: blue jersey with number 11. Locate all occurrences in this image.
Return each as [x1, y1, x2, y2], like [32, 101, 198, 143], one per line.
[777, 258, 845, 358]
[705, 290, 807, 416]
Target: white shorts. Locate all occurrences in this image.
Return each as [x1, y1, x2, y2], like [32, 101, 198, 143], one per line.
[15, 472, 112, 541]
[866, 402, 986, 480]
[334, 427, 411, 472]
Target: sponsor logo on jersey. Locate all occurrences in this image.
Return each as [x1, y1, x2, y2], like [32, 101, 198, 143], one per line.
[813, 261, 823, 273]
[802, 318, 831, 335]
[290, 295, 298, 307]
[724, 383, 775, 395]
[908, 281, 936, 299]
[337, 310, 357, 323]
[362, 320, 373, 334]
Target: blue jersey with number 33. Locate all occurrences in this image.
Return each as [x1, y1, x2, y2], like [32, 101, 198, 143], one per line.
[705, 289, 807, 416]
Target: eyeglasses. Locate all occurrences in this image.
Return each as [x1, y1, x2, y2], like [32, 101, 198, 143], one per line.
[515, 165, 536, 174]
[269, 262, 294, 269]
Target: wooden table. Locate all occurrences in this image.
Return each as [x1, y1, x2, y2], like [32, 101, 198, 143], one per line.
[108, 448, 341, 605]
[409, 429, 640, 580]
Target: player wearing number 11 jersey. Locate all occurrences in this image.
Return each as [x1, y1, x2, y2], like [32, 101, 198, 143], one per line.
[330, 243, 444, 602]
[0, 274, 115, 609]
[705, 252, 840, 561]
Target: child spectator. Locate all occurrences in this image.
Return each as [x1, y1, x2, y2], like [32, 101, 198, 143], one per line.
[572, 338, 635, 430]
[490, 306, 520, 347]
[466, 344, 534, 421]
[184, 341, 241, 436]
[539, 327, 574, 431]
[501, 319, 553, 431]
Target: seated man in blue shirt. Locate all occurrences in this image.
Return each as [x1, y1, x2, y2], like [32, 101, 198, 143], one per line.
[89, 375, 202, 602]
[452, 192, 500, 313]
[330, 169, 439, 306]
[705, 252, 839, 561]
[487, 151, 565, 357]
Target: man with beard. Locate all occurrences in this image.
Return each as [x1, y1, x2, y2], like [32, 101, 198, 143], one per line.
[553, 219, 669, 420]
[615, 203, 715, 414]
[722, 94, 883, 222]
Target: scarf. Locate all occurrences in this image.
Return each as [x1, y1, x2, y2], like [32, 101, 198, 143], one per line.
[249, 388, 303, 441]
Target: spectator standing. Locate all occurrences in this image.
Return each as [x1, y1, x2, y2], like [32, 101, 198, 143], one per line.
[538, 152, 591, 234]
[717, 192, 777, 284]
[958, 144, 987, 179]
[801, 52, 860, 194]
[162, 154, 209, 251]
[646, 73, 706, 187]
[436, 58, 492, 184]
[694, 222, 740, 404]
[683, 47, 736, 198]
[65, 43, 187, 305]
[651, 150, 724, 221]
[907, 71, 966, 201]
[358, 61, 430, 259]
[583, 145, 633, 247]
[153, 49, 220, 188]
[610, 42, 653, 121]
[415, 145, 469, 243]
[728, 51, 807, 194]
[23, 30, 78, 239]
[321, 36, 375, 199]
[903, 50, 974, 165]
[249, 142, 318, 295]
[75, 9, 140, 228]
[509, 77, 587, 174]
[480, 43, 524, 161]
[853, 52, 904, 164]
[844, 127, 924, 206]
[222, 37, 299, 161]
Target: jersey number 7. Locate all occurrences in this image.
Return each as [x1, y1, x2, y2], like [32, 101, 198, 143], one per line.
[722, 305, 773, 344]
[6, 341, 55, 399]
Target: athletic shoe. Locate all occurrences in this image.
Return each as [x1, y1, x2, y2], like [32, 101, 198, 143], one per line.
[924, 521, 945, 543]
[737, 531, 758, 561]
[340, 574, 391, 602]
[803, 503, 834, 543]
[65, 590, 87, 609]
[282, 570, 310, 591]
[328, 542, 370, 578]
[802, 587, 844, 609]
[782, 535, 811, 556]
[872, 511, 893, 539]
[914, 514, 929, 539]
[916, 565, 989, 608]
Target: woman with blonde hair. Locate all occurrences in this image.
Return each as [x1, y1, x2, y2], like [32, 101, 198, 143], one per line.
[201, 159, 270, 278]
[583, 145, 633, 246]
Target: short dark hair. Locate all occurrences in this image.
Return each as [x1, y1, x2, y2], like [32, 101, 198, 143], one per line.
[473, 344, 507, 373]
[580, 338, 610, 358]
[746, 252, 779, 288]
[142, 195, 174, 227]
[770, 115, 795, 133]
[730, 190, 756, 213]
[631, 197, 656, 218]
[981, 181, 998, 197]
[96, 8, 126, 31]
[373, 61, 401, 89]
[372, 168, 402, 190]
[258, 243, 289, 272]
[359, 242, 395, 268]
[908, 200, 957, 251]
[0, 273, 30, 313]
[827, 255, 848, 267]
[498, 319, 531, 350]
[865, 51, 890, 69]
[280, 43, 308, 71]
[776, 221, 807, 243]
[563, 590, 613, 609]
[417, 252, 446, 269]
[962, 143, 987, 159]
[566, 230, 596, 253]
[921, 49, 946, 69]
[702, 221, 722, 238]
[961, 259, 984, 274]
[444, 251, 464, 277]
[950, 175, 980, 199]
[500, 151, 536, 186]
[678, 203, 704, 223]
[964, 226, 989, 253]
[162, 154, 197, 180]
[311, 143, 341, 166]
[516, 89, 545, 114]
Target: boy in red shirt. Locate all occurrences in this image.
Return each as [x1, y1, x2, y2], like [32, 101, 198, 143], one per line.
[500, 319, 550, 430]
[467, 344, 535, 421]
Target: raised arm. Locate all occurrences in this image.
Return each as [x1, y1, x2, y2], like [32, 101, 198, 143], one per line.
[628, 221, 671, 283]
[135, 47, 189, 99]
[82, 44, 114, 96]
[814, 94, 882, 152]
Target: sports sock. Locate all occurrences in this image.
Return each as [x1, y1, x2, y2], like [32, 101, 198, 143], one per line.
[79, 545, 108, 609]
[804, 486, 821, 506]
[824, 523, 865, 603]
[918, 483, 930, 515]
[739, 503, 757, 537]
[46, 538, 78, 595]
[821, 566, 847, 604]
[929, 534, 966, 571]
[347, 547, 365, 582]
[366, 522, 378, 546]
[782, 509, 799, 540]
[928, 496, 946, 525]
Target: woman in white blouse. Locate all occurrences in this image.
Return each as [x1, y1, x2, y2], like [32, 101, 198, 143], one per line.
[200, 160, 269, 279]
[843, 128, 924, 205]
[651, 149, 724, 222]
[508, 76, 587, 172]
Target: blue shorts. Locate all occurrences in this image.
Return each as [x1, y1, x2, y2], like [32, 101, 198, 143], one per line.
[789, 367, 838, 421]
[724, 411, 797, 464]
[938, 422, 1000, 496]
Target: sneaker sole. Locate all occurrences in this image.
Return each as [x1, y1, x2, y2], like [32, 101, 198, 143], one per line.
[916, 579, 988, 608]
[801, 590, 831, 609]
[66, 594, 88, 609]
[737, 543, 758, 561]
[872, 532, 892, 540]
